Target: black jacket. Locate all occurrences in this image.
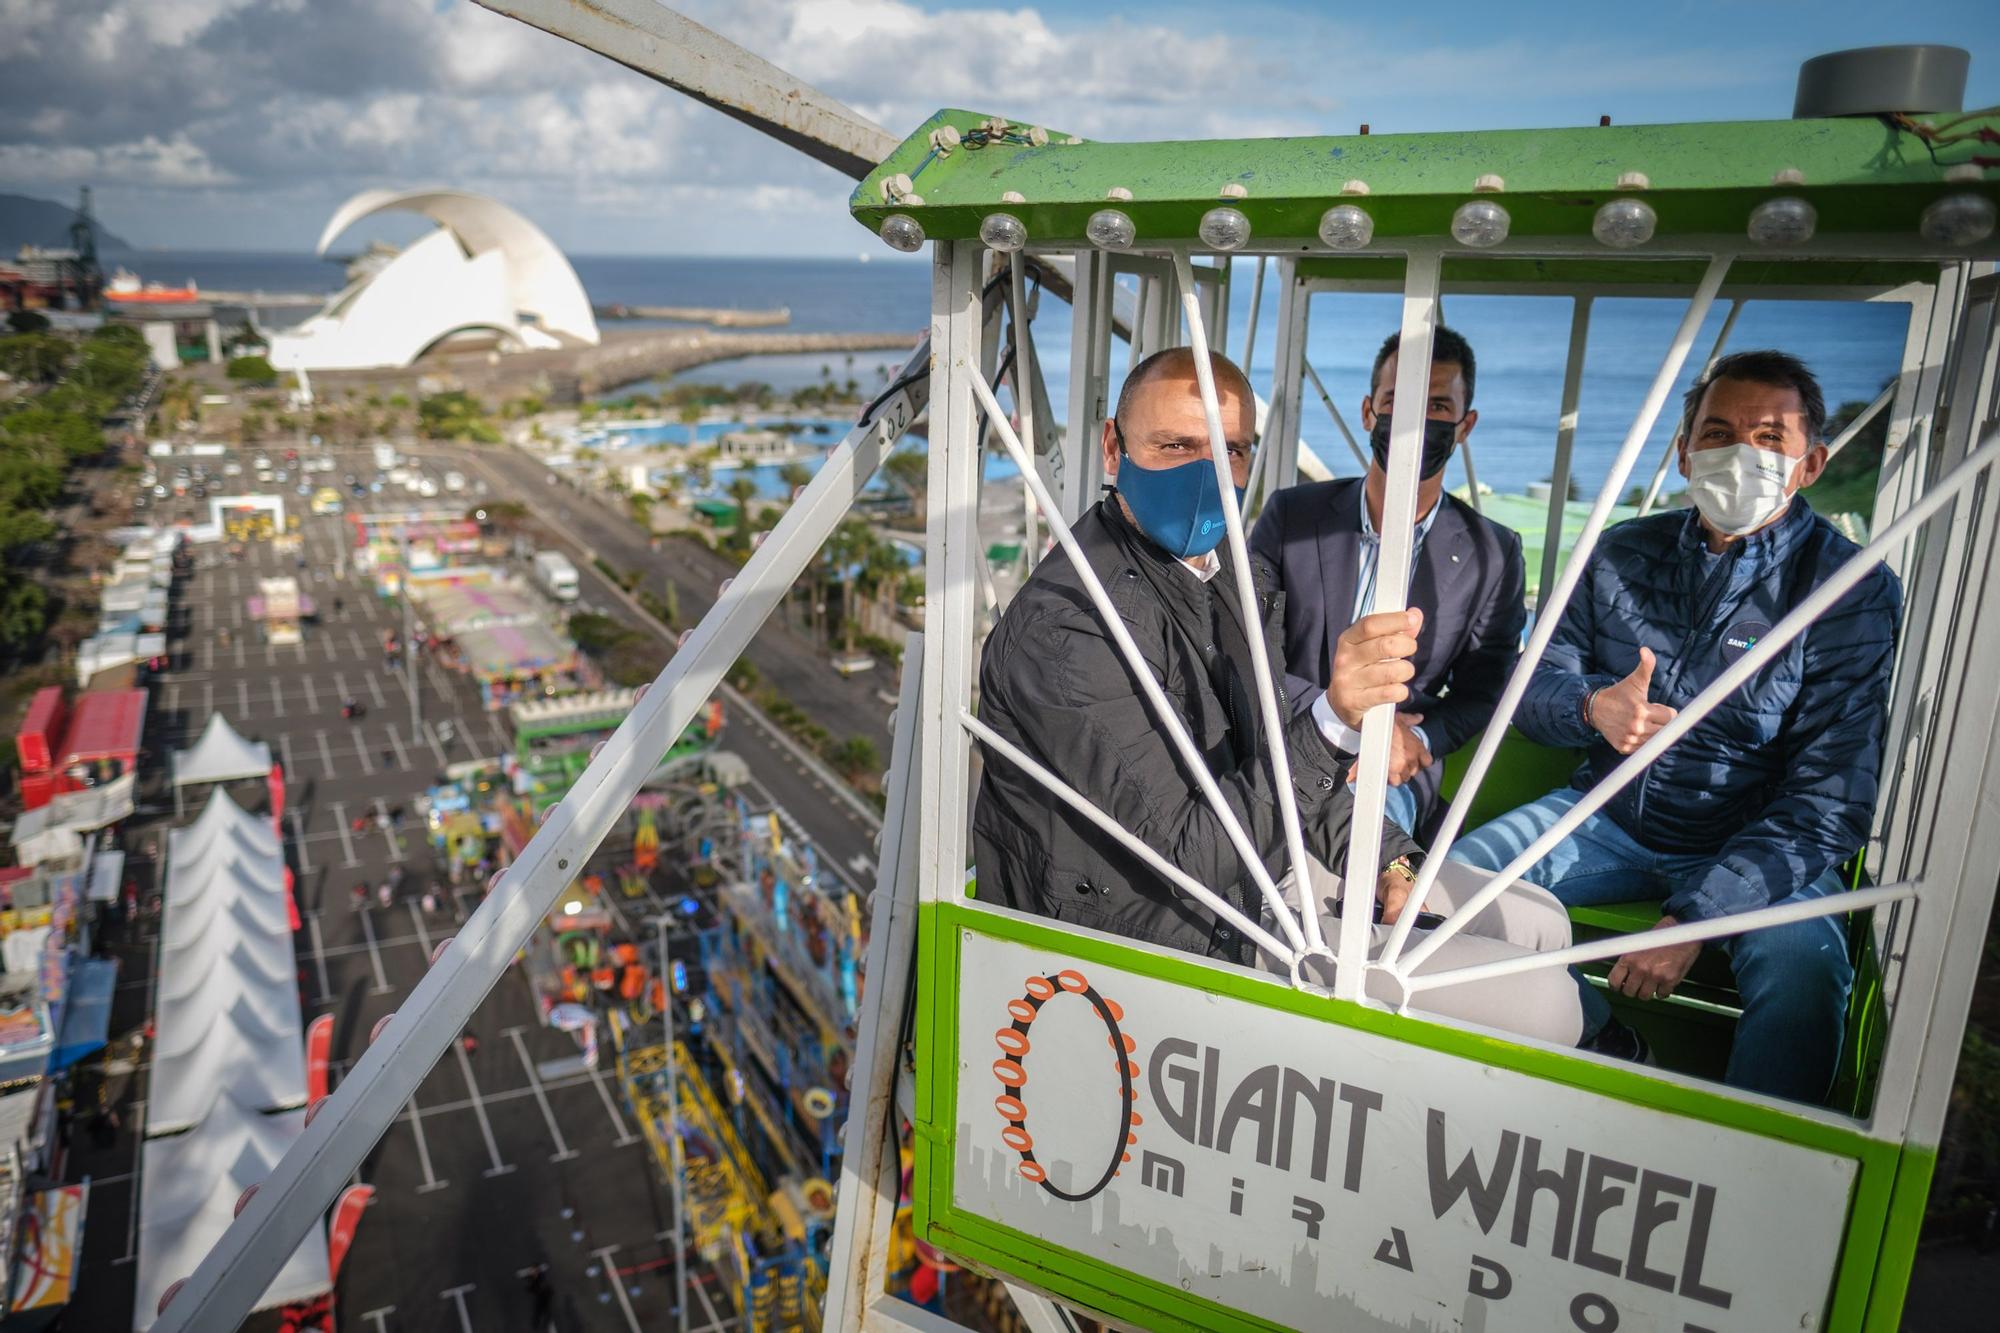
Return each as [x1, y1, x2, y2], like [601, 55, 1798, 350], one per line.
[973, 499, 1419, 966]
[1250, 478, 1525, 833]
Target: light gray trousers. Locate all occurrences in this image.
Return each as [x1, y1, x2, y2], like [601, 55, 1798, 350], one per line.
[1267, 857, 1584, 1047]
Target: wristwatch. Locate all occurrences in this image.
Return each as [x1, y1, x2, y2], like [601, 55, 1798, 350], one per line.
[1385, 849, 1426, 884]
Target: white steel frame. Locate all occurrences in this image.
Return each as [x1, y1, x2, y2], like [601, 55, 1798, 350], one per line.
[147, 10, 1999, 1330]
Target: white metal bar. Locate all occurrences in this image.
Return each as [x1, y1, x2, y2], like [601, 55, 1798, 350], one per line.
[1008, 254, 1044, 570]
[1397, 422, 2000, 974]
[1639, 298, 1744, 515]
[824, 634, 927, 1331]
[961, 711, 1290, 962]
[968, 366, 1308, 954]
[149, 339, 932, 1333]
[1337, 247, 1441, 999]
[1300, 359, 1372, 472]
[1395, 882, 1918, 997]
[1264, 261, 1309, 491]
[1457, 435, 1484, 514]
[1539, 297, 1594, 607]
[915, 242, 983, 919]
[1825, 382, 1898, 463]
[1381, 256, 1733, 969]
[1240, 256, 1268, 376]
[1174, 251, 1322, 954]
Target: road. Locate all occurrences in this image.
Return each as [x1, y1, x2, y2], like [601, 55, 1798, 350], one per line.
[60, 475, 838, 1333]
[414, 442, 889, 883]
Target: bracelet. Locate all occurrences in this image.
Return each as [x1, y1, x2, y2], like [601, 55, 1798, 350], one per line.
[1582, 687, 1601, 731]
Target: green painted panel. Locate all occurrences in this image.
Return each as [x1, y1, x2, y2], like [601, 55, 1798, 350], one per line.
[913, 899, 1925, 1330]
[851, 108, 2000, 250]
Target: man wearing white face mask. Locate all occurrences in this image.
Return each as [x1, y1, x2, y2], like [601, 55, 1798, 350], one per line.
[1449, 350, 1903, 1105]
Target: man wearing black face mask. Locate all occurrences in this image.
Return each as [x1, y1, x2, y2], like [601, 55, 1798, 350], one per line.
[1251, 326, 1526, 838]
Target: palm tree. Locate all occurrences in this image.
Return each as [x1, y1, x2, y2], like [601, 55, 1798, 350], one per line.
[680, 403, 702, 446]
[726, 474, 758, 536]
[778, 461, 812, 498]
[825, 519, 875, 655]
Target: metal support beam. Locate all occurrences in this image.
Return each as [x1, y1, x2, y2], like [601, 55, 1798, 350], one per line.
[474, 0, 894, 178]
[150, 338, 931, 1333]
[1540, 297, 1593, 607]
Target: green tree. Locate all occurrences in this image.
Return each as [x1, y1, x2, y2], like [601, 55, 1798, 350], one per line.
[726, 474, 758, 534]
[679, 402, 702, 447]
[5, 310, 50, 335]
[226, 354, 279, 386]
[0, 333, 72, 385]
[777, 461, 812, 497]
[830, 735, 880, 782]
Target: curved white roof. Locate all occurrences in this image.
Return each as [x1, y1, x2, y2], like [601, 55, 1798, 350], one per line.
[270, 186, 598, 371]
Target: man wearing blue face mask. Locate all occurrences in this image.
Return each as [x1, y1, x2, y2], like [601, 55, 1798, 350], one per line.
[971, 348, 1583, 1044]
[1449, 349, 1903, 1104]
[1251, 326, 1524, 838]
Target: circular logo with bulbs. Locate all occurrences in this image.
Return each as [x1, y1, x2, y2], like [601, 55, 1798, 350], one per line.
[992, 968, 1140, 1202]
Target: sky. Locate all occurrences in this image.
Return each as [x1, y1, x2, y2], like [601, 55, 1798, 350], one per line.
[1, 0, 1995, 258]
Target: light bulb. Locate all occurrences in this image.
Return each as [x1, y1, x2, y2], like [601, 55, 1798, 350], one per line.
[1592, 198, 1657, 248]
[979, 212, 1027, 252]
[1086, 208, 1136, 250]
[879, 214, 925, 253]
[1318, 204, 1374, 250]
[1919, 193, 1997, 247]
[1197, 206, 1251, 251]
[1747, 197, 1816, 247]
[1451, 199, 1510, 248]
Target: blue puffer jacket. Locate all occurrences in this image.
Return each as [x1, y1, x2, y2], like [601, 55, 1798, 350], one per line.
[1517, 497, 1901, 923]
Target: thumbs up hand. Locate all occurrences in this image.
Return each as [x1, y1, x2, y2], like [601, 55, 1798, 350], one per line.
[1590, 647, 1678, 755]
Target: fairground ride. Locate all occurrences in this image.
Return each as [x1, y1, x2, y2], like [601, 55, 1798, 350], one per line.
[149, 10, 1998, 1333]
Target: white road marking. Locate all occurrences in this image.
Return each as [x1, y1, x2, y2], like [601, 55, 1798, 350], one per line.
[588, 1064, 641, 1147]
[422, 721, 447, 767]
[305, 912, 333, 1004]
[407, 1095, 448, 1194]
[592, 1246, 643, 1333]
[506, 1027, 578, 1162]
[236, 678, 249, 716]
[301, 674, 318, 715]
[203, 679, 214, 716]
[360, 1309, 395, 1333]
[387, 726, 410, 772]
[316, 729, 337, 778]
[116, 1097, 146, 1264]
[365, 669, 388, 710]
[357, 906, 393, 995]
[441, 1285, 476, 1333]
[234, 636, 246, 669]
[270, 676, 286, 718]
[288, 809, 313, 873]
[452, 1042, 516, 1178]
[331, 801, 358, 867]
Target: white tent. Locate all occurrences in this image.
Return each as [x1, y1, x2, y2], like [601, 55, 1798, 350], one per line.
[134, 1105, 328, 1331]
[171, 714, 273, 787]
[160, 875, 291, 952]
[146, 1001, 307, 1135]
[168, 789, 280, 865]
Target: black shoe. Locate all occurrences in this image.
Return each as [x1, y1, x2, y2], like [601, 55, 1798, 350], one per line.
[1581, 1016, 1655, 1066]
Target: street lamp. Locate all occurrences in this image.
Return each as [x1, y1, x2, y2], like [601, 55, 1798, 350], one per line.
[648, 913, 690, 1333]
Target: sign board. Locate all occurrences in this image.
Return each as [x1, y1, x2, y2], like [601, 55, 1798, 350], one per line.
[952, 932, 1856, 1332]
[12, 1182, 88, 1309]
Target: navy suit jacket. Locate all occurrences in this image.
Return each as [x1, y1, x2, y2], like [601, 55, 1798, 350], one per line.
[1249, 477, 1526, 828]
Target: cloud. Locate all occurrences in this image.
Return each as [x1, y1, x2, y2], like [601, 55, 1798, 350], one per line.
[0, 0, 1860, 254]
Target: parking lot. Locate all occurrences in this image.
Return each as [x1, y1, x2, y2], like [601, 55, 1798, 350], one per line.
[64, 470, 747, 1332]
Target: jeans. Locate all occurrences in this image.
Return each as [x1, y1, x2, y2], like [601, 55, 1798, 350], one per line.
[1448, 787, 1853, 1104]
[1345, 779, 1419, 838]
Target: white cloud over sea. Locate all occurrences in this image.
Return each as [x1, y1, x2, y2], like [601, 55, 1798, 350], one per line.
[0, 0, 1993, 256]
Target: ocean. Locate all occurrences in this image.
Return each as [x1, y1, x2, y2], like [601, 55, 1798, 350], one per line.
[137, 249, 1909, 499]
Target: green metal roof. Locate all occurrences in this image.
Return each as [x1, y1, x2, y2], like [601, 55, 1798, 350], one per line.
[850, 109, 2000, 255]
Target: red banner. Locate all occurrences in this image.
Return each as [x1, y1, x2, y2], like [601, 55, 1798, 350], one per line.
[269, 762, 286, 824]
[325, 1185, 375, 1283]
[283, 864, 301, 931]
[305, 1014, 334, 1102]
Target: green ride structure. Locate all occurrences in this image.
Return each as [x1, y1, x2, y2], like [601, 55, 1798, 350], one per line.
[148, 19, 2000, 1333]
